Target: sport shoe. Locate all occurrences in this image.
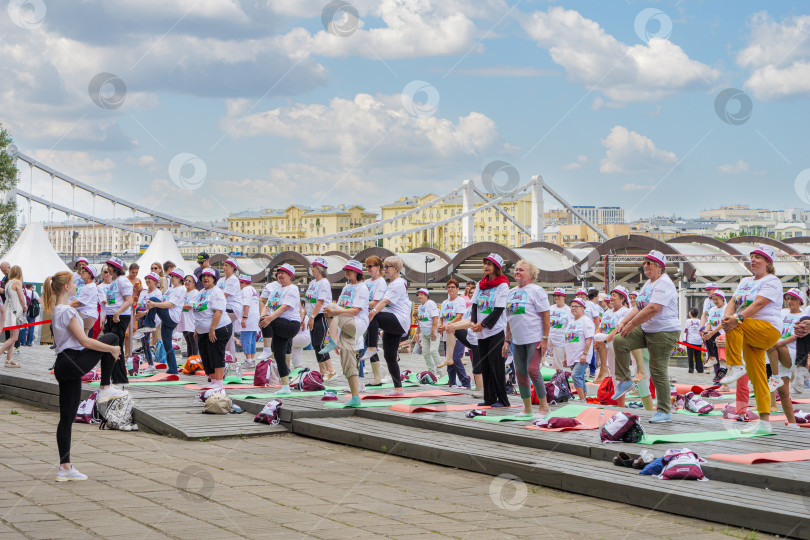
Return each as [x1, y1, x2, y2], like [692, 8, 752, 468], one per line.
[97, 386, 129, 403]
[786, 423, 800, 429]
[319, 341, 337, 356]
[612, 380, 635, 401]
[325, 370, 337, 381]
[792, 379, 804, 394]
[344, 396, 362, 407]
[243, 359, 255, 369]
[56, 466, 87, 482]
[386, 390, 405, 397]
[719, 365, 746, 385]
[742, 420, 772, 434]
[133, 327, 154, 340]
[360, 349, 377, 361]
[767, 376, 784, 392]
[649, 412, 672, 423]
[143, 365, 157, 375]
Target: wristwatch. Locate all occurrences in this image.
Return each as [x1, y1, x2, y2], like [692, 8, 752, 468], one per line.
[735, 313, 745, 324]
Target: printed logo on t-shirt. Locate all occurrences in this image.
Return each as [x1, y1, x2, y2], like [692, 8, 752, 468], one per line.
[782, 312, 802, 339]
[417, 304, 432, 322]
[193, 291, 209, 312]
[550, 307, 566, 329]
[338, 287, 354, 309]
[268, 290, 283, 311]
[733, 280, 762, 310]
[566, 321, 582, 343]
[106, 282, 117, 305]
[636, 286, 652, 310]
[477, 289, 495, 314]
[305, 282, 318, 304]
[506, 290, 528, 315]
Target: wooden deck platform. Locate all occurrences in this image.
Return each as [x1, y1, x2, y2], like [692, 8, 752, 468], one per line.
[2, 346, 809, 538]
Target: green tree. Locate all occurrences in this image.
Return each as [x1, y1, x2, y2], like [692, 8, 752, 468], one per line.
[0, 125, 18, 250]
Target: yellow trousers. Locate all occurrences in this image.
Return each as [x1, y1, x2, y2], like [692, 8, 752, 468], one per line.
[724, 318, 781, 415]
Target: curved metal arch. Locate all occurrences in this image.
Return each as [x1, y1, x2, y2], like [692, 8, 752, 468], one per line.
[726, 235, 801, 255]
[782, 236, 810, 245]
[518, 241, 582, 265]
[409, 246, 452, 263]
[582, 234, 698, 281]
[668, 234, 751, 272]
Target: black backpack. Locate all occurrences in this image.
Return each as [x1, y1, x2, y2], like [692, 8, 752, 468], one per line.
[27, 298, 40, 319]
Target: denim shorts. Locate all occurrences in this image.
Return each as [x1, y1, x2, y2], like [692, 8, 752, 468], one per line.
[571, 361, 587, 389]
[241, 331, 257, 355]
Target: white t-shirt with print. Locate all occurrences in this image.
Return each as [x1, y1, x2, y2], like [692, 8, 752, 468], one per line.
[106, 276, 134, 316]
[241, 286, 260, 333]
[267, 284, 302, 323]
[217, 274, 243, 313]
[192, 287, 230, 333]
[599, 305, 629, 335]
[684, 318, 703, 345]
[179, 288, 199, 333]
[305, 278, 332, 317]
[75, 282, 99, 320]
[164, 285, 185, 324]
[548, 304, 572, 347]
[472, 283, 509, 340]
[261, 281, 280, 300]
[732, 274, 783, 332]
[417, 300, 439, 334]
[635, 274, 680, 333]
[440, 296, 466, 341]
[53, 305, 85, 354]
[505, 284, 550, 345]
[564, 316, 595, 366]
[707, 304, 726, 335]
[336, 282, 370, 350]
[780, 308, 803, 352]
[366, 276, 387, 303]
[382, 277, 412, 335]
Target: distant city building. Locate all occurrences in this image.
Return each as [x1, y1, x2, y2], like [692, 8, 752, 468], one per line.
[570, 206, 625, 225]
[227, 204, 378, 255]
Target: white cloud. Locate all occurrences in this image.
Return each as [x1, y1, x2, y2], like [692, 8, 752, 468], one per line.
[718, 160, 750, 175]
[222, 93, 507, 166]
[599, 126, 677, 174]
[451, 66, 560, 77]
[622, 183, 654, 192]
[128, 155, 160, 172]
[738, 13, 810, 100]
[29, 150, 117, 183]
[562, 154, 588, 170]
[523, 7, 720, 104]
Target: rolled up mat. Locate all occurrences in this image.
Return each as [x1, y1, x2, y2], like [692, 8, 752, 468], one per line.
[708, 449, 810, 464]
[675, 409, 723, 416]
[359, 389, 462, 400]
[541, 367, 557, 381]
[639, 430, 776, 445]
[324, 397, 446, 409]
[389, 403, 521, 413]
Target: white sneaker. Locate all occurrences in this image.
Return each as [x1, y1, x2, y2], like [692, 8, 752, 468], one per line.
[767, 376, 784, 392]
[243, 359, 255, 368]
[143, 365, 157, 375]
[256, 350, 272, 361]
[793, 379, 804, 394]
[97, 386, 129, 403]
[56, 466, 87, 482]
[719, 365, 746, 385]
[360, 349, 377, 361]
[786, 423, 799, 429]
[742, 420, 772, 434]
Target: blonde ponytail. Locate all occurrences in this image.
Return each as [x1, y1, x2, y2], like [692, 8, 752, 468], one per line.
[42, 271, 72, 312]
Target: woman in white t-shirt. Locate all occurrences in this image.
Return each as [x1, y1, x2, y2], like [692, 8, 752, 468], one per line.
[548, 288, 571, 372]
[360, 256, 387, 386]
[260, 264, 302, 394]
[614, 250, 681, 424]
[179, 274, 200, 359]
[305, 258, 336, 380]
[256, 279, 281, 361]
[44, 271, 127, 483]
[503, 260, 550, 417]
[217, 258, 242, 362]
[702, 290, 726, 378]
[141, 269, 185, 375]
[765, 288, 803, 428]
[412, 288, 441, 377]
[719, 245, 784, 433]
[470, 253, 511, 408]
[323, 260, 370, 406]
[593, 286, 631, 384]
[103, 257, 133, 386]
[193, 268, 232, 389]
[368, 256, 411, 396]
[70, 265, 100, 336]
[565, 298, 595, 401]
[238, 274, 260, 367]
[437, 279, 470, 389]
[682, 308, 704, 374]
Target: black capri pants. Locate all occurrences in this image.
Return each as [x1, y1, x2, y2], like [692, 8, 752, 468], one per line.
[375, 312, 406, 388]
[270, 318, 300, 378]
[455, 329, 482, 375]
[197, 323, 233, 375]
[310, 313, 331, 363]
[103, 314, 130, 384]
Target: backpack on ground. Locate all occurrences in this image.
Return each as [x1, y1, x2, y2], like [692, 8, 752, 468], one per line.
[545, 370, 573, 404]
[299, 370, 325, 391]
[182, 355, 203, 375]
[418, 371, 437, 385]
[97, 394, 137, 431]
[75, 392, 100, 424]
[253, 358, 280, 387]
[254, 399, 282, 425]
[203, 393, 232, 414]
[596, 377, 619, 406]
[684, 392, 715, 414]
[600, 412, 644, 443]
[81, 370, 101, 383]
[154, 340, 166, 365]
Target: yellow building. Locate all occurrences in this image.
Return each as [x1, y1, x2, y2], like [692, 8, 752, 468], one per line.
[228, 205, 378, 255]
[379, 192, 537, 252]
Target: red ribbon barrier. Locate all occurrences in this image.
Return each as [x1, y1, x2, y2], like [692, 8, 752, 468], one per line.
[677, 341, 708, 352]
[3, 319, 52, 331]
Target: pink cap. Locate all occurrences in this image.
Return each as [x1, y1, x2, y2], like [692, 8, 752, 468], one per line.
[711, 290, 726, 299]
[82, 265, 97, 279]
[611, 285, 629, 302]
[107, 256, 124, 270]
[785, 288, 804, 305]
[238, 274, 252, 284]
[145, 272, 160, 282]
[277, 264, 295, 278]
[575, 287, 587, 296]
[224, 258, 238, 269]
[483, 253, 503, 269]
[201, 268, 217, 279]
[169, 269, 185, 280]
[417, 288, 429, 296]
[552, 287, 566, 296]
[311, 257, 328, 269]
[571, 298, 587, 309]
[750, 244, 774, 263]
[343, 259, 363, 275]
[644, 250, 666, 268]
[704, 282, 718, 290]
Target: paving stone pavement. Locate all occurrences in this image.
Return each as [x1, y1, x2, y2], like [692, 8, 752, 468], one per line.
[0, 396, 774, 540]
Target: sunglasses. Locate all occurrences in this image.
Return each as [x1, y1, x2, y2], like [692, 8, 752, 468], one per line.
[382, 265, 394, 269]
[446, 286, 458, 289]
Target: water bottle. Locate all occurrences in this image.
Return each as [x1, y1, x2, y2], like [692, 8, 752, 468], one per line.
[126, 356, 133, 373]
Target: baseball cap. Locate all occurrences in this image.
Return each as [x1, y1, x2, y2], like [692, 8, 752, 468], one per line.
[196, 252, 210, 262]
[343, 259, 363, 275]
[483, 253, 503, 269]
[552, 287, 566, 296]
[750, 245, 774, 263]
[644, 250, 666, 268]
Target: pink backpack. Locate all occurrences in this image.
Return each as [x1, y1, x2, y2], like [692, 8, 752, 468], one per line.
[418, 371, 437, 384]
[74, 392, 99, 423]
[254, 399, 282, 425]
[300, 370, 325, 391]
[253, 358, 280, 387]
[659, 448, 707, 480]
[684, 392, 715, 414]
[793, 409, 810, 423]
[545, 370, 573, 404]
[600, 412, 644, 443]
[81, 371, 100, 383]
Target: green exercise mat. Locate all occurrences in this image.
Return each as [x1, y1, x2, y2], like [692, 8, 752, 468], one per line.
[541, 367, 557, 381]
[323, 397, 445, 409]
[230, 390, 347, 399]
[436, 374, 449, 385]
[90, 380, 190, 386]
[364, 381, 421, 389]
[639, 430, 777, 445]
[545, 404, 593, 418]
[473, 413, 534, 422]
[675, 409, 722, 417]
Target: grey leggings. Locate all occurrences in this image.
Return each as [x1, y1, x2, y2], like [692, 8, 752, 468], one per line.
[513, 342, 545, 400]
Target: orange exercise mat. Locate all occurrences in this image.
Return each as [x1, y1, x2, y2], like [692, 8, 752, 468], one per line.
[360, 389, 462, 400]
[525, 408, 618, 432]
[389, 402, 520, 413]
[708, 449, 810, 464]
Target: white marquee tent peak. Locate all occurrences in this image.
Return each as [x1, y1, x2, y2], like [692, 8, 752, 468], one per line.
[135, 230, 194, 279]
[1, 222, 70, 283]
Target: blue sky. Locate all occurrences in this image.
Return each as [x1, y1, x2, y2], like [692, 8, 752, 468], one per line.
[2, 0, 809, 223]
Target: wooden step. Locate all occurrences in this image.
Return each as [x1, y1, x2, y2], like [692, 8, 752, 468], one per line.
[293, 416, 810, 539]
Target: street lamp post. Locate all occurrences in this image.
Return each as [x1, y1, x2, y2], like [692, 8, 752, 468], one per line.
[424, 255, 435, 288]
[71, 231, 79, 263]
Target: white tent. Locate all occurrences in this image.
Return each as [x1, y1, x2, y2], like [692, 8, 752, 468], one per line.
[1, 222, 70, 283]
[136, 230, 194, 279]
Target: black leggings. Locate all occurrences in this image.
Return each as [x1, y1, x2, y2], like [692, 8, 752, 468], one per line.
[183, 331, 199, 357]
[103, 315, 130, 384]
[687, 346, 703, 373]
[455, 330, 482, 375]
[479, 331, 510, 406]
[375, 312, 405, 388]
[197, 323, 232, 375]
[54, 334, 119, 464]
[270, 318, 300, 378]
[796, 317, 810, 369]
[365, 317, 381, 363]
[705, 334, 719, 359]
[310, 313, 331, 363]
